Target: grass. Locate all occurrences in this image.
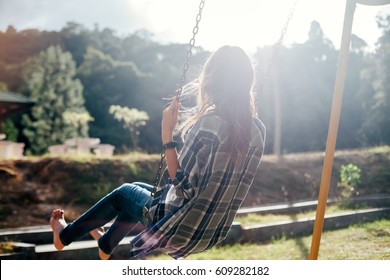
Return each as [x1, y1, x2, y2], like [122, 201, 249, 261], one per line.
[367, 145, 390, 154]
[35, 150, 160, 163]
[235, 203, 373, 226]
[147, 219, 390, 260]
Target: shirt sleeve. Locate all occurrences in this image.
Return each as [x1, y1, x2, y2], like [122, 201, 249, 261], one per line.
[172, 122, 215, 200]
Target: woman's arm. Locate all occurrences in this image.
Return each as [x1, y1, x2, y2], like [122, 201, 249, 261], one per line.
[161, 98, 180, 180]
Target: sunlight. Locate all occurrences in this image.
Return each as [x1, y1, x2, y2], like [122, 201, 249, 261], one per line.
[124, 0, 389, 52]
[122, 0, 301, 51]
[0, 0, 387, 51]
[198, 0, 295, 51]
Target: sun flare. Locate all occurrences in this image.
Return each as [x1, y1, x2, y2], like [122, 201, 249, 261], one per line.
[135, 0, 388, 52]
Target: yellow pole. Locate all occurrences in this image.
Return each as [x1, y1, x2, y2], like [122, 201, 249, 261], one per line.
[309, 0, 356, 260]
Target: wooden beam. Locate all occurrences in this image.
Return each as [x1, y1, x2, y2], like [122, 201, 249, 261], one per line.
[356, 0, 390, 5]
[309, 0, 356, 260]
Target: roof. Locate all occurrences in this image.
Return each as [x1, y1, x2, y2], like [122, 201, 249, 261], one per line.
[0, 91, 35, 118]
[0, 92, 35, 104]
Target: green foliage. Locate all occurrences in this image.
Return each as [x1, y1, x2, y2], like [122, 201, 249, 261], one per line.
[77, 47, 149, 150]
[2, 119, 18, 141]
[109, 105, 149, 150]
[337, 163, 361, 199]
[0, 20, 389, 154]
[21, 45, 90, 154]
[63, 111, 94, 136]
[358, 15, 390, 146]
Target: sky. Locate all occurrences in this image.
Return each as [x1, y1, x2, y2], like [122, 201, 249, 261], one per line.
[0, 0, 389, 52]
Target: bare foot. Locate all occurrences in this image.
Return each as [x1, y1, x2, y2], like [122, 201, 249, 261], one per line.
[90, 227, 111, 260]
[90, 227, 105, 241]
[50, 209, 67, 250]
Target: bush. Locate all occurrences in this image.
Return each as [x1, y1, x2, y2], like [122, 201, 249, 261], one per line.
[337, 163, 361, 199]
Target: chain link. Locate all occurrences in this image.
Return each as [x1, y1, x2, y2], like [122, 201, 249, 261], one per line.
[256, 0, 298, 109]
[147, 0, 206, 205]
[151, 150, 166, 198]
[176, 0, 206, 99]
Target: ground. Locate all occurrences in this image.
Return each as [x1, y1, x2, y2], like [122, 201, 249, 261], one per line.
[0, 147, 389, 229]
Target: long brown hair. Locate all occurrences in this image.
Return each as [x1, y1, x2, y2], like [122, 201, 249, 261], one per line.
[179, 45, 256, 157]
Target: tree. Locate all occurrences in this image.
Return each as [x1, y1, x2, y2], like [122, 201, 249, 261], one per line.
[2, 119, 18, 142]
[22, 45, 89, 154]
[257, 21, 338, 154]
[359, 15, 390, 145]
[109, 105, 149, 150]
[77, 47, 147, 150]
[0, 26, 64, 92]
[337, 34, 369, 149]
[62, 111, 94, 137]
[60, 22, 124, 66]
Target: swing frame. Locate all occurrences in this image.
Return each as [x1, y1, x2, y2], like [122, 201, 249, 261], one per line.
[309, 0, 390, 260]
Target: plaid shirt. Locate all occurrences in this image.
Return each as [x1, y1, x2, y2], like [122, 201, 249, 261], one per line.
[129, 114, 265, 259]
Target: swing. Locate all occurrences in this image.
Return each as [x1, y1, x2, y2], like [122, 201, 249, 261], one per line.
[139, 0, 297, 258]
[141, 0, 390, 261]
[148, 0, 298, 201]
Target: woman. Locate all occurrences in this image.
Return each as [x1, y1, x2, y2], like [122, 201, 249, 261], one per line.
[50, 45, 266, 260]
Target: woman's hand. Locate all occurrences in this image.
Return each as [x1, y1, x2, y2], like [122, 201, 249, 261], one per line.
[162, 97, 180, 144]
[162, 98, 181, 180]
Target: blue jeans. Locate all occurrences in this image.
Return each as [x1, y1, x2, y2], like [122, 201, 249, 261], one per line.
[59, 182, 153, 255]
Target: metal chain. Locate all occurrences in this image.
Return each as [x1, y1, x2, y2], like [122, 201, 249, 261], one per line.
[176, 0, 206, 100]
[150, 150, 165, 198]
[149, 0, 206, 202]
[256, 0, 298, 109]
